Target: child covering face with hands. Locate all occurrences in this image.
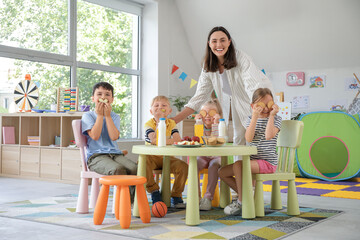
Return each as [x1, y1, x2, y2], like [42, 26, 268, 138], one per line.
[219, 88, 282, 216]
[81, 82, 137, 201]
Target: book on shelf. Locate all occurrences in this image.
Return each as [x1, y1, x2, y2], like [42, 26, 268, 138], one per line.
[27, 136, 40, 141]
[2, 126, 15, 144]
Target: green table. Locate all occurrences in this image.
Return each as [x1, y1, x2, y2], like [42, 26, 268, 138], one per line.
[132, 145, 257, 225]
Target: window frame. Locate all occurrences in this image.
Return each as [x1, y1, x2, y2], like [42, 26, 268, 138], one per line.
[0, 0, 142, 139]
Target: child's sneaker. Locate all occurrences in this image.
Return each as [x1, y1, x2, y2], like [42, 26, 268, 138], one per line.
[224, 200, 242, 215]
[171, 197, 186, 209]
[151, 190, 162, 204]
[199, 197, 212, 211]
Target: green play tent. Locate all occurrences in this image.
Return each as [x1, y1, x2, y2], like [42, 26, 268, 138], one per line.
[296, 111, 360, 181]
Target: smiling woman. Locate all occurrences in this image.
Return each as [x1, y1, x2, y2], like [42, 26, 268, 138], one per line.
[173, 26, 275, 158]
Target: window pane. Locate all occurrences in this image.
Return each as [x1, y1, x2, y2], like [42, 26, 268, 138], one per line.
[77, 0, 138, 69]
[0, 0, 68, 55]
[0, 57, 70, 113]
[77, 68, 136, 138]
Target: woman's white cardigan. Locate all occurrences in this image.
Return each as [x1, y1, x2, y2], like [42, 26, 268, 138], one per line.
[185, 49, 274, 144]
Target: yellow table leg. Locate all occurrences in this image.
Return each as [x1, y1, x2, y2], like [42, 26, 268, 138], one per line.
[133, 154, 146, 217]
[161, 156, 171, 207]
[241, 155, 255, 219]
[220, 156, 231, 208]
[186, 156, 200, 225]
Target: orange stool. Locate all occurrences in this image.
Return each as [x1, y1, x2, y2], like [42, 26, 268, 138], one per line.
[93, 175, 151, 229]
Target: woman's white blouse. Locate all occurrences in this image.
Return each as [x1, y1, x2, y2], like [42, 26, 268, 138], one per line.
[185, 49, 274, 128]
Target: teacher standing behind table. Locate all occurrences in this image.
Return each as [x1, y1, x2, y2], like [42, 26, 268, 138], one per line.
[173, 26, 274, 160]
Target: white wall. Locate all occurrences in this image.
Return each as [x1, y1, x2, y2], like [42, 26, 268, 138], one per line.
[140, 0, 360, 139]
[140, 0, 199, 137]
[171, 0, 360, 114]
[175, 0, 360, 72]
[270, 67, 360, 114]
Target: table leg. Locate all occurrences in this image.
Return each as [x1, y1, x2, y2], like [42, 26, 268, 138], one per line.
[242, 155, 255, 219]
[220, 156, 231, 208]
[161, 156, 171, 207]
[186, 156, 200, 226]
[133, 154, 146, 217]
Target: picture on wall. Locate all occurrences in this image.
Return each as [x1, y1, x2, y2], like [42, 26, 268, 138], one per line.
[292, 95, 310, 109]
[344, 77, 360, 91]
[277, 102, 292, 120]
[309, 75, 326, 88]
[328, 99, 347, 111]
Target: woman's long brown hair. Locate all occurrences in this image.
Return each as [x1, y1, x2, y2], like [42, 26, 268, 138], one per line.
[203, 26, 237, 72]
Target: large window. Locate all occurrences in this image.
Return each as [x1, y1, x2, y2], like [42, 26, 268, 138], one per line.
[0, 0, 141, 138]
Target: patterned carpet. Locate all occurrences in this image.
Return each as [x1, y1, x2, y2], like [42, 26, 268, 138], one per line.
[0, 194, 342, 240]
[263, 177, 360, 200]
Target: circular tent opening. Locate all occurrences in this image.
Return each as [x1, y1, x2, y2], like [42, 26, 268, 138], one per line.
[309, 136, 349, 179]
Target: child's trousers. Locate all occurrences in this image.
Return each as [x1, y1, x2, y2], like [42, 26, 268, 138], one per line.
[146, 155, 188, 198]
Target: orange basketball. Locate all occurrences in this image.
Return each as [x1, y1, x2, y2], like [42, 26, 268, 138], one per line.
[152, 201, 167, 218]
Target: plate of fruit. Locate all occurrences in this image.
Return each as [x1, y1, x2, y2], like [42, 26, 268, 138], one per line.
[173, 136, 202, 148]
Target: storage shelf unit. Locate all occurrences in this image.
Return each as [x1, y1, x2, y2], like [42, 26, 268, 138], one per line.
[0, 113, 83, 184]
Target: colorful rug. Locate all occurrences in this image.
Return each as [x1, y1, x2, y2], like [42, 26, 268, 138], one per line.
[0, 194, 342, 240]
[263, 177, 360, 200]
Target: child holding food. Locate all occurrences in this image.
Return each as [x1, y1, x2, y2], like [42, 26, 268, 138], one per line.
[144, 95, 188, 208]
[219, 88, 281, 215]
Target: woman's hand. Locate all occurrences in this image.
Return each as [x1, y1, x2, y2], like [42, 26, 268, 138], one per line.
[122, 150, 128, 156]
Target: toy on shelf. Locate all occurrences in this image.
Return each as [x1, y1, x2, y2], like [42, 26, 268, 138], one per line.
[14, 74, 39, 112]
[57, 87, 78, 113]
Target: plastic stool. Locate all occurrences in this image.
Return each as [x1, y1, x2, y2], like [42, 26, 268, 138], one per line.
[93, 175, 151, 229]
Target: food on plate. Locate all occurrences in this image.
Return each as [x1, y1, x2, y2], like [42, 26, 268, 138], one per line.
[182, 136, 191, 141]
[191, 136, 200, 142]
[202, 136, 226, 146]
[216, 137, 225, 145]
[175, 140, 201, 146]
[207, 137, 217, 145]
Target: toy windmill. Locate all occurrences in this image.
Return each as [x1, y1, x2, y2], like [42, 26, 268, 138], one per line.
[347, 73, 360, 115]
[14, 74, 39, 112]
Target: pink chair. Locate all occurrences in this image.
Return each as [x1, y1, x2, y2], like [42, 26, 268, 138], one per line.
[72, 119, 104, 214]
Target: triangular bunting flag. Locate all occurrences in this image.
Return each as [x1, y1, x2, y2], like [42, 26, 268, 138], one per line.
[190, 79, 197, 88]
[171, 65, 179, 74]
[179, 72, 187, 81]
